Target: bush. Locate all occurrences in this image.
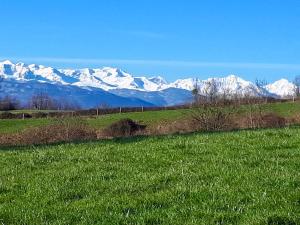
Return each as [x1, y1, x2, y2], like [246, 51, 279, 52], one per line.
[32, 112, 48, 118]
[190, 106, 236, 132]
[237, 112, 286, 129]
[102, 119, 146, 137]
[261, 113, 286, 128]
[0, 112, 33, 119]
[0, 112, 17, 119]
[23, 118, 96, 145]
[16, 113, 32, 119]
[0, 118, 97, 146]
[150, 119, 199, 135]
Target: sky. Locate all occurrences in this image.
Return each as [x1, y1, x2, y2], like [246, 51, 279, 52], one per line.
[1, 0, 300, 82]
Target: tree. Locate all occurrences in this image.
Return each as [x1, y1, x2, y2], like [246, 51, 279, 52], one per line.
[293, 75, 300, 99]
[255, 78, 268, 102]
[204, 79, 218, 104]
[30, 92, 55, 110]
[55, 98, 81, 111]
[191, 78, 200, 105]
[255, 78, 267, 89]
[0, 96, 20, 110]
[192, 78, 222, 106]
[0, 75, 3, 100]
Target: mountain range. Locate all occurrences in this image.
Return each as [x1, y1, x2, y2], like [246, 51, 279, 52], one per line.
[0, 60, 297, 108]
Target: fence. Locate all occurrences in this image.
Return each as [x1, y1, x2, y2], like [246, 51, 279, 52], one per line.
[0, 97, 293, 120]
[0, 105, 190, 120]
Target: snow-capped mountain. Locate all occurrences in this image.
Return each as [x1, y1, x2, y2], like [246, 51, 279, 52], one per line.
[0, 79, 154, 108]
[0, 61, 168, 91]
[265, 79, 296, 98]
[169, 75, 267, 97]
[0, 60, 297, 108]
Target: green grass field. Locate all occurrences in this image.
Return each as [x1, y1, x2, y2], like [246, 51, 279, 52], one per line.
[0, 109, 188, 134]
[0, 127, 300, 224]
[1, 101, 300, 134]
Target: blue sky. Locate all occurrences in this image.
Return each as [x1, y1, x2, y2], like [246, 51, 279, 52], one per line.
[1, 0, 300, 82]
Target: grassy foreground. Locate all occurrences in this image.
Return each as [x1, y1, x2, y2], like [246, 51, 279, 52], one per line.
[0, 127, 300, 224]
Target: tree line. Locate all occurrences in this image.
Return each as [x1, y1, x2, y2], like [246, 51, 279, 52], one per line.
[0, 92, 81, 111]
[191, 75, 300, 105]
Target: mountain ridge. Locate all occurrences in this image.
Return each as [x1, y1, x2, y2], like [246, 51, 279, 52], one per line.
[0, 60, 297, 108]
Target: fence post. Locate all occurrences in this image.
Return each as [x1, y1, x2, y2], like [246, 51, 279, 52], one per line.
[22, 113, 25, 120]
[141, 106, 144, 112]
[119, 107, 122, 113]
[96, 108, 99, 116]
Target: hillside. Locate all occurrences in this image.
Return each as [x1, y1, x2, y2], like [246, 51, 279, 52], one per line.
[0, 127, 299, 224]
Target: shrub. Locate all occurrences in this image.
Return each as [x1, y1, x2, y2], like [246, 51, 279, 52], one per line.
[23, 118, 96, 145]
[238, 112, 286, 129]
[32, 112, 48, 118]
[190, 105, 236, 132]
[16, 113, 32, 119]
[102, 119, 146, 137]
[150, 119, 199, 135]
[0, 112, 17, 119]
[0, 118, 97, 146]
[261, 113, 286, 128]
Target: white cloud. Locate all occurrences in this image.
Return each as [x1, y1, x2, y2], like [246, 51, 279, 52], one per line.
[2, 56, 300, 70]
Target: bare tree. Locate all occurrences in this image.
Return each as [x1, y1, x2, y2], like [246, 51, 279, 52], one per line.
[0, 75, 3, 100]
[293, 75, 300, 101]
[55, 98, 81, 111]
[96, 102, 111, 115]
[0, 96, 20, 110]
[255, 78, 268, 89]
[220, 79, 232, 106]
[189, 78, 238, 131]
[191, 78, 200, 105]
[30, 92, 55, 110]
[203, 78, 218, 104]
[255, 78, 268, 102]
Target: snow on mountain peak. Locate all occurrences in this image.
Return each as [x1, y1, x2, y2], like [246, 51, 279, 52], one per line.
[101, 67, 129, 77]
[225, 74, 243, 81]
[0, 59, 297, 99]
[265, 79, 296, 98]
[1, 60, 14, 65]
[149, 76, 168, 85]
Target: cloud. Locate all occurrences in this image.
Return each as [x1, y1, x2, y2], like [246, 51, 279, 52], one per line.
[2, 56, 300, 70]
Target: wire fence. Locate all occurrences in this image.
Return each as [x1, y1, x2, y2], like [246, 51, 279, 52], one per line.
[0, 97, 293, 120]
[0, 105, 190, 120]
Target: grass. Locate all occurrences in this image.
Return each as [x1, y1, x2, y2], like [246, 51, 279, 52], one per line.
[86, 109, 187, 129]
[0, 109, 70, 114]
[0, 127, 300, 224]
[261, 101, 300, 116]
[0, 101, 300, 134]
[0, 118, 52, 134]
[0, 109, 188, 134]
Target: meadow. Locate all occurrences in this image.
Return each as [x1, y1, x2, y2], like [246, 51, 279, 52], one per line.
[0, 101, 300, 134]
[0, 109, 187, 134]
[0, 127, 300, 224]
